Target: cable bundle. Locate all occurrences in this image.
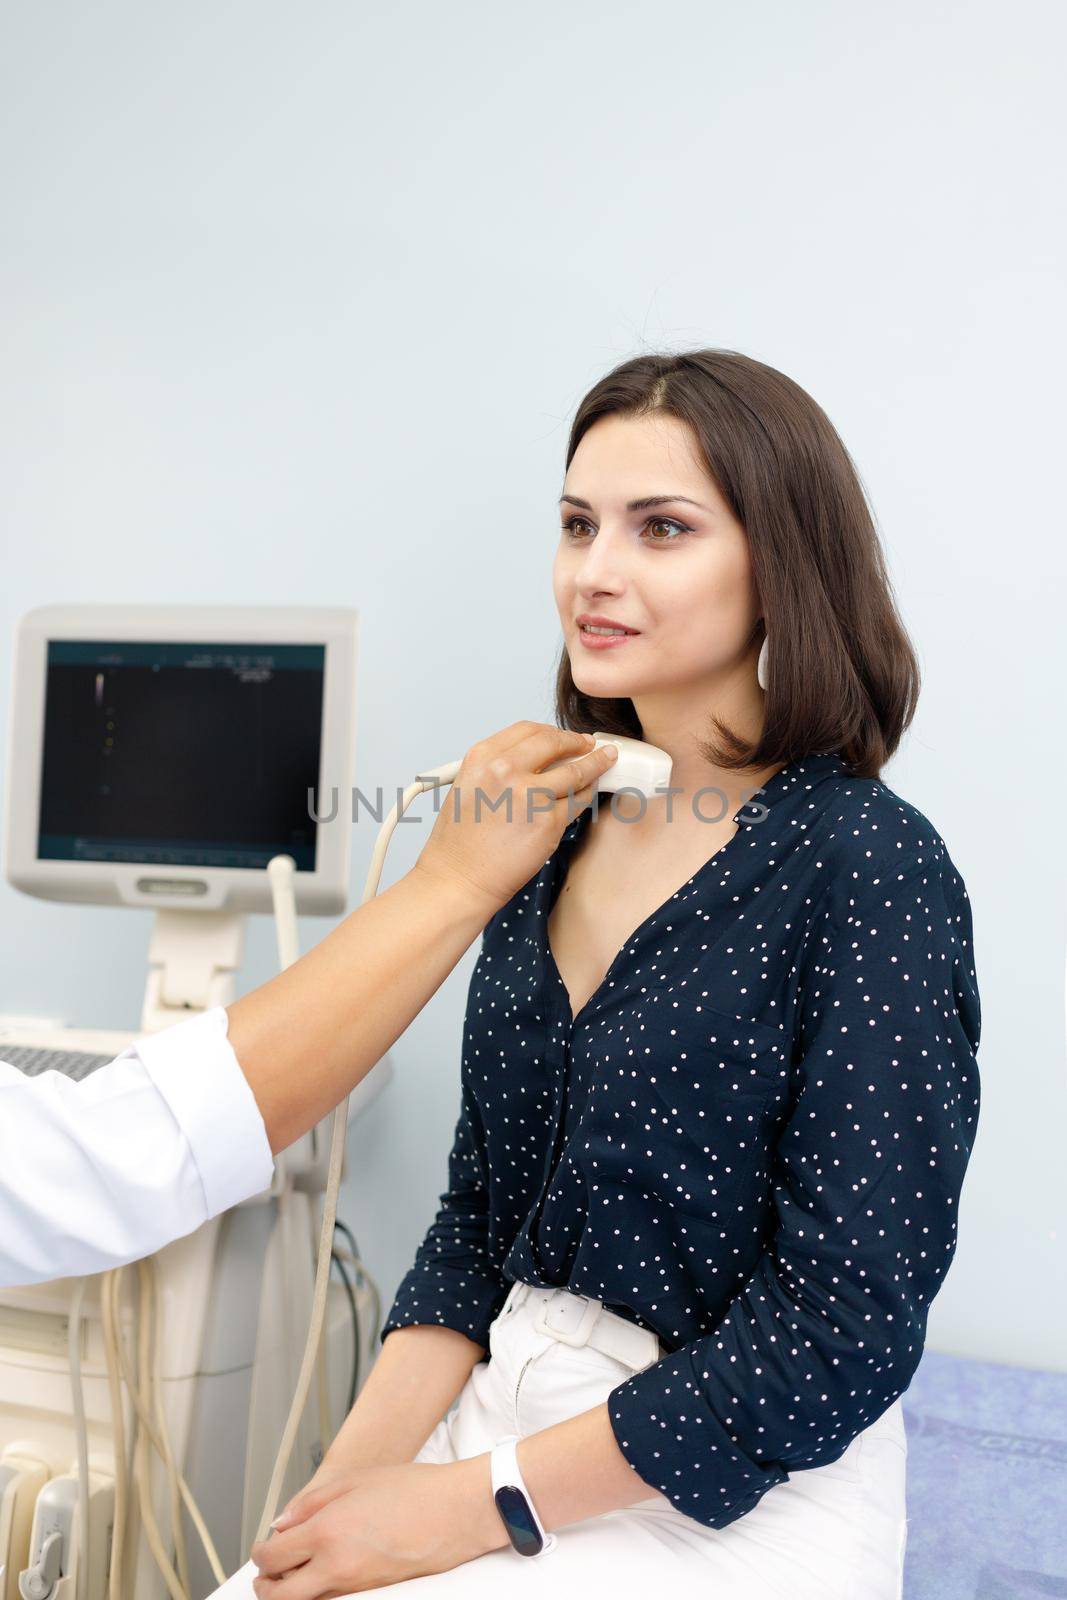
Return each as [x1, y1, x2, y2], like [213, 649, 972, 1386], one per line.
[94, 1262, 225, 1600]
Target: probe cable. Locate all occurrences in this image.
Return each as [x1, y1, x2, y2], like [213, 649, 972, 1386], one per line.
[252, 764, 458, 1545]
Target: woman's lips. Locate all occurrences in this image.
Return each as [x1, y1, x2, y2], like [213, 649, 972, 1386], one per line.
[576, 624, 641, 651]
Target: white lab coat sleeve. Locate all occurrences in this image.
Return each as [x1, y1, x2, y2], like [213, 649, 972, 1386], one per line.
[0, 1005, 276, 1288]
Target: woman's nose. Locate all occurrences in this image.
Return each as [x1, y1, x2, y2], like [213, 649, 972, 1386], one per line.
[575, 524, 629, 591]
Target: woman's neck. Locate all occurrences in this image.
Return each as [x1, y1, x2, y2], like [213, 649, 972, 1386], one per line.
[623, 682, 776, 821]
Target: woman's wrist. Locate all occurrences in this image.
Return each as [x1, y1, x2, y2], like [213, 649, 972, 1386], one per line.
[454, 1453, 511, 1557]
[322, 1425, 413, 1472]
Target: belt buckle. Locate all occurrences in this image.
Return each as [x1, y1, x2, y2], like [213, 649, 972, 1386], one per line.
[533, 1289, 601, 1348]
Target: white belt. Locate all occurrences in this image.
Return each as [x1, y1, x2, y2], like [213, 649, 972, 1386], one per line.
[505, 1281, 665, 1372]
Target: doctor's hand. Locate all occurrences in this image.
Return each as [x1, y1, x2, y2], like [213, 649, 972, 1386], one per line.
[248, 1456, 507, 1596]
[223, 725, 616, 1162]
[415, 721, 617, 919]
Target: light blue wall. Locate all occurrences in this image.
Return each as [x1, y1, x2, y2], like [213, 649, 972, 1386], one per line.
[1, 0, 1063, 1369]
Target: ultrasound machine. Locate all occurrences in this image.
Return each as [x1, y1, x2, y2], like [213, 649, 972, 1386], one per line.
[0, 604, 390, 1600]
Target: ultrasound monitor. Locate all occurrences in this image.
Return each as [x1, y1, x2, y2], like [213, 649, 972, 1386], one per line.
[3, 605, 358, 915]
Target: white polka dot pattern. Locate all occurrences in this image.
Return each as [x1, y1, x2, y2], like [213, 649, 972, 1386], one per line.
[380, 751, 982, 1530]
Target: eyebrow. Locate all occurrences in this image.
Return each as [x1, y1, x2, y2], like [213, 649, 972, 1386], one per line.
[559, 493, 712, 513]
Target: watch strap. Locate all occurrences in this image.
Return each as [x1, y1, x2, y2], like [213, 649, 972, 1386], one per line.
[490, 1435, 557, 1558]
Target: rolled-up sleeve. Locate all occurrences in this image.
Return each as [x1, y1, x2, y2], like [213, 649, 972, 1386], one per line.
[606, 845, 982, 1528]
[0, 1005, 275, 1287]
[380, 1080, 510, 1349]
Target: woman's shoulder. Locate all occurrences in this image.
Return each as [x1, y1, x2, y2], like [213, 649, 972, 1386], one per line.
[798, 762, 981, 1043]
[809, 760, 971, 913]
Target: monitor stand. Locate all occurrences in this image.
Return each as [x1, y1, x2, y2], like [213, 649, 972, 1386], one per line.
[141, 908, 247, 1033]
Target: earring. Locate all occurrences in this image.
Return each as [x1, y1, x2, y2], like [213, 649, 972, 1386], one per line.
[757, 633, 769, 691]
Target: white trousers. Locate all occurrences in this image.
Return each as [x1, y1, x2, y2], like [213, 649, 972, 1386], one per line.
[219, 1280, 908, 1600]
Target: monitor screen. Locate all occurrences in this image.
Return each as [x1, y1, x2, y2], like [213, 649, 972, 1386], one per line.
[36, 640, 325, 872]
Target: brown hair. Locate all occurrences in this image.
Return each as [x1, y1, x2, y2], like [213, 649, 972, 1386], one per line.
[553, 349, 920, 780]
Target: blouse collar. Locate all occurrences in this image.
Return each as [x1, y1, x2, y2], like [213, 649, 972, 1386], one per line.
[553, 747, 850, 849]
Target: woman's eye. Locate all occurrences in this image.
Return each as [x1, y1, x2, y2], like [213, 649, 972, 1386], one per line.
[644, 516, 690, 542]
[561, 515, 595, 539]
[560, 515, 691, 543]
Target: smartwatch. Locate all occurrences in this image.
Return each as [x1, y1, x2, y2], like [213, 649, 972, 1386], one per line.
[489, 1435, 557, 1558]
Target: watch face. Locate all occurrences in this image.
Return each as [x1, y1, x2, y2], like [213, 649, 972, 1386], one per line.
[494, 1484, 545, 1557]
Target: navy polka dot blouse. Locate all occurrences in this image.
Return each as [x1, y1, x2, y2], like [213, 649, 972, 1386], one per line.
[381, 751, 982, 1529]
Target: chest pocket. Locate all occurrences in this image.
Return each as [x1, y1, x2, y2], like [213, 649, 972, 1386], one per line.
[574, 1006, 789, 1226]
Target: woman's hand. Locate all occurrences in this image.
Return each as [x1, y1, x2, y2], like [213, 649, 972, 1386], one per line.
[269, 1457, 364, 1535]
[249, 1457, 506, 1596]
